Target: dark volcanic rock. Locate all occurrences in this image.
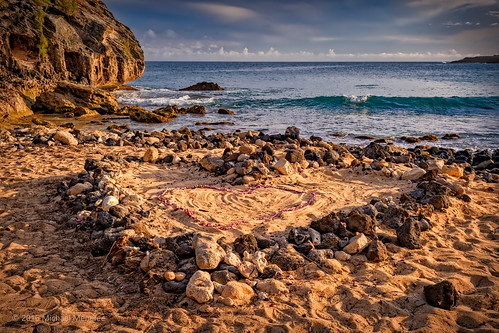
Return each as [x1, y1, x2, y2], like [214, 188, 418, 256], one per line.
[382, 204, 410, 229]
[233, 234, 258, 256]
[420, 134, 439, 142]
[270, 245, 305, 271]
[396, 218, 422, 249]
[127, 106, 170, 123]
[346, 211, 377, 235]
[285, 148, 305, 163]
[179, 105, 206, 115]
[316, 233, 340, 250]
[260, 264, 284, 279]
[180, 82, 223, 91]
[310, 212, 341, 234]
[218, 108, 234, 115]
[211, 270, 237, 285]
[154, 105, 178, 118]
[256, 235, 276, 249]
[363, 142, 391, 160]
[442, 133, 461, 140]
[91, 237, 114, 257]
[163, 280, 188, 294]
[284, 126, 300, 140]
[424, 280, 458, 310]
[428, 195, 451, 211]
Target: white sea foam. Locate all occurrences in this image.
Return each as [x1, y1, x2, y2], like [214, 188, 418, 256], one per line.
[116, 93, 215, 107]
[343, 94, 371, 103]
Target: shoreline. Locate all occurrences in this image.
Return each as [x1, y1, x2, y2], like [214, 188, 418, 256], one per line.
[2, 112, 497, 152]
[0, 121, 498, 331]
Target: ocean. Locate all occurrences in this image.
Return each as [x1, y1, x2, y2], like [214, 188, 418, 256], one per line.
[114, 62, 499, 150]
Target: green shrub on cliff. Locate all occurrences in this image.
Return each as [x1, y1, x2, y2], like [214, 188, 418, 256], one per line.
[37, 34, 49, 57]
[34, 0, 50, 9]
[33, 7, 48, 57]
[56, 0, 78, 15]
[123, 40, 133, 58]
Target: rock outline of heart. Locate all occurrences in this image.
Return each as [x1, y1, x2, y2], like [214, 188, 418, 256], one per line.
[158, 184, 316, 230]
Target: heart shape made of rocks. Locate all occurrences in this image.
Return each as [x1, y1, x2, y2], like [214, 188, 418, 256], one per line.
[158, 184, 316, 230]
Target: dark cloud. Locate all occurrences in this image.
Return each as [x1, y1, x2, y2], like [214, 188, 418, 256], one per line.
[103, 0, 499, 60]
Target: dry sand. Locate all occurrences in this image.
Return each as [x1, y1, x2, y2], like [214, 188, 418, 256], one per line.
[0, 137, 498, 332]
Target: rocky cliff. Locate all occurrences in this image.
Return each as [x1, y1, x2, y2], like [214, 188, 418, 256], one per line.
[0, 0, 145, 120]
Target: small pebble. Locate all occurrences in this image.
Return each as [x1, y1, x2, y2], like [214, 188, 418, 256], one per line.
[175, 272, 186, 281]
[164, 271, 176, 281]
[219, 297, 235, 306]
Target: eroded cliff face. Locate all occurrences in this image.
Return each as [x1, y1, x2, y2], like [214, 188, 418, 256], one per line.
[0, 0, 145, 120]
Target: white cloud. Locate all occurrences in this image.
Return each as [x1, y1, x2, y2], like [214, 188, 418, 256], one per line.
[142, 41, 472, 62]
[146, 29, 156, 38]
[408, 0, 496, 18]
[383, 35, 445, 43]
[188, 3, 259, 22]
[311, 36, 340, 42]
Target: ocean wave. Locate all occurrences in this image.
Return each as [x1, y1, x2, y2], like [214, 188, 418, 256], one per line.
[116, 94, 216, 107]
[267, 95, 499, 113]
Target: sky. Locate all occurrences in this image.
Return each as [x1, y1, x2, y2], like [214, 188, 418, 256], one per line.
[104, 0, 499, 61]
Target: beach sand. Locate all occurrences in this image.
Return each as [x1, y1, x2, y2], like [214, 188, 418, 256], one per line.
[0, 127, 498, 332]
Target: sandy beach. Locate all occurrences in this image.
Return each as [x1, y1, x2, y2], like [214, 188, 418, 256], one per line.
[0, 123, 497, 332]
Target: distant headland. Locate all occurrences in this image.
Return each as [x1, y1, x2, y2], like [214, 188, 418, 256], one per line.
[450, 55, 499, 63]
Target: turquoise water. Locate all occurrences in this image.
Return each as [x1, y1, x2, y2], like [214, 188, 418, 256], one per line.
[115, 62, 499, 149]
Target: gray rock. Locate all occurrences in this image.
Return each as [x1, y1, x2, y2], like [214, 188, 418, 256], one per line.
[346, 211, 376, 235]
[288, 227, 321, 245]
[343, 233, 369, 254]
[235, 160, 254, 176]
[194, 235, 226, 270]
[211, 270, 237, 285]
[397, 218, 422, 249]
[200, 155, 225, 172]
[256, 235, 276, 249]
[366, 239, 388, 262]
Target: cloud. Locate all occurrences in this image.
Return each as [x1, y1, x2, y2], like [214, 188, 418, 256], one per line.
[188, 3, 260, 22]
[145, 29, 156, 38]
[408, 0, 496, 18]
[311, 36, 340, 42]
[382, 35, 445, 43]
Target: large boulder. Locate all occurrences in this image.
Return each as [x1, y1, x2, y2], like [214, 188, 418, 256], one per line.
[127, 106, 170, 123]
[180, 82, 223, 91]
[424, 280, 458, 310]
[32, 82, 119, 114]
[186, 271, 214, 304]
[193, 235, 226, 270]
[0, 0, 144, 120]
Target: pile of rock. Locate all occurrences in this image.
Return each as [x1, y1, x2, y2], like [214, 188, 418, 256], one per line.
[51, 139, 487, 311]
